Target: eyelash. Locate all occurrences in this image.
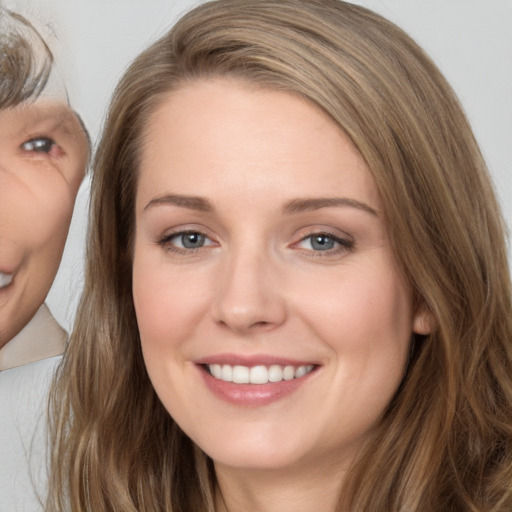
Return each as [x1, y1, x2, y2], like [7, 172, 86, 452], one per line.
[158, 229, 354, 257]
[158, 230, 216, 256]
[295, 232, 354, 256]
[20, 136, 60, 156]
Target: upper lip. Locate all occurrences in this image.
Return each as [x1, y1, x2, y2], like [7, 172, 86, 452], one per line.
[0, 257, 19, 277]
[194, 353, 319, 367]
[0, 264, 16, 274]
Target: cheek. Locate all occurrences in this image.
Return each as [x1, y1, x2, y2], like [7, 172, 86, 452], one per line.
[0, 182, 75, 342]
[132, 251, 211, 354]
[294, 262, 413, 438]
[1, 173, 75, 254]
[132, 253, 211, 415]
[25, 191, 74, 301]
[296, 260, 413, 378]
[304, 265, 410, 328]
[37, 196, 74, 248]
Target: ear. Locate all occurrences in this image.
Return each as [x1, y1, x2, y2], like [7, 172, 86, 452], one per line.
[413, 305, 436, 335]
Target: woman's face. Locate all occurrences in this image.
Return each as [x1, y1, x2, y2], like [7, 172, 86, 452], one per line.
[133, 79, 430, 477]
[0, 100, 87, 346]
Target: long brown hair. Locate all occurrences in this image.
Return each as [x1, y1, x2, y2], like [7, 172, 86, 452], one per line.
[48, 1, 512, 510]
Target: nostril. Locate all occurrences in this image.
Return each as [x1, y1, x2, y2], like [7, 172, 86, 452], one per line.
[250, 321, 271, 329]
[216, 319, 270, 330]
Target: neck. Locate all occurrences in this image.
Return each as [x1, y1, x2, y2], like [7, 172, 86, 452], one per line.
[214, 457, 350, 512]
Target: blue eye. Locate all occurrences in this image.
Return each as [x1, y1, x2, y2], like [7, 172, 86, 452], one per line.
[21, 137, 57, 154]
[297, 233, 353, 253]
[160, 231, 215, 252]
[177, 232, 207, 249]
[309, 234, 336, 251]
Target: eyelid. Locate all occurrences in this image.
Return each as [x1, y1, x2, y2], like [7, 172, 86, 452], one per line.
[291, 227, 355, 255]
[158, 226, 219, 255]
[21, 136, 54, 149]
[154, 223, 354, 258]
[20, 135, 64, 157]
[163, 230, 215, 246]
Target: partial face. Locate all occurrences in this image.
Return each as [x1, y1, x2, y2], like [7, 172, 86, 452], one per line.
[133, 80, 429, 477]
[0, 100, 88, 346]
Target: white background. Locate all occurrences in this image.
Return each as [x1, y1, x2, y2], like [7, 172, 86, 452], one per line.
[5, 0, 512, 332]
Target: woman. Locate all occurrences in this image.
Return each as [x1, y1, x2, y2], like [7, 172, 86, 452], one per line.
[0, 5, 88, 510]
[48, 0, 512, 510]
[0, 7, 88, 362]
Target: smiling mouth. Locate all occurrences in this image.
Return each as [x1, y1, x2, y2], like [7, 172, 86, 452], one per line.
[0, 272, 13, 289]
[205, 363, 316, 385]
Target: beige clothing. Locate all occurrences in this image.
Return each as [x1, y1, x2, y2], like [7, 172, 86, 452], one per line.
[0, 304, 66, 371]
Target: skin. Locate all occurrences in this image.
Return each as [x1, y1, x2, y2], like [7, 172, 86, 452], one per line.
[133, 78, 432, 512]
[0, 99, 88, 347]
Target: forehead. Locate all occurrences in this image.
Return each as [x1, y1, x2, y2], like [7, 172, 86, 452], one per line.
[1, 99, 83, 134]
[142, 78, 359, 165]
[137, 79, 379, 211]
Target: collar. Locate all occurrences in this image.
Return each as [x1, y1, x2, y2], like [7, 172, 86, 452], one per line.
[0, 304, 67, 371]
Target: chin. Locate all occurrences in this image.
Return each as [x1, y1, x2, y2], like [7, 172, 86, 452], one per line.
[192, 428, 312, 473]
[208, 447, 303, 472]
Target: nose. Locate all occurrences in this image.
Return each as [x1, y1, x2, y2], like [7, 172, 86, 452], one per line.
[212, 246, 287, 334]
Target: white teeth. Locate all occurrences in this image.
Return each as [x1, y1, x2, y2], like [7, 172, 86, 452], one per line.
[0, 273, 13, 289]
[249, 365, 268, 384]
[295, 365, 309, 378]
[210, 364, 222, 379]
[207, 363, 314, 384]
[283, 366, 295, 381]
[232, 365, 249, 384]
[221, 364, 233, 382]
[268, 364, 283, 382]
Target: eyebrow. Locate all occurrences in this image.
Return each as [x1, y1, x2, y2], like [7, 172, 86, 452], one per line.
[42, 106, 86, 139]
[144, 194, 378, 217]
[15, 103, 90, 146]
[282, 197, 379, 216]
[144, 194, 213, 212]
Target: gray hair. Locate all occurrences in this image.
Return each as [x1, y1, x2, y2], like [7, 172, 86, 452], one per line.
[0, 6, 53, 108]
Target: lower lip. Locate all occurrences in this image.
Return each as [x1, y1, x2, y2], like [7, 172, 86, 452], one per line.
[198, 365, 316, 407]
